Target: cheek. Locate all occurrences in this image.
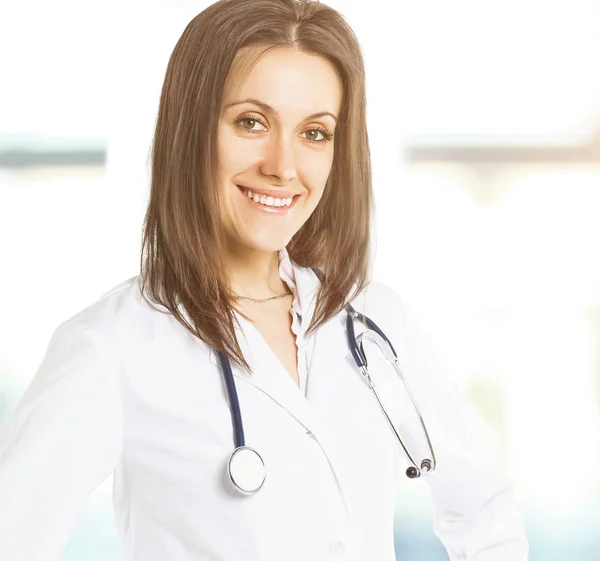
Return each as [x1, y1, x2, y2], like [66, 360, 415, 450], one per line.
[305, 159, 333, 201]
[217, 124, 255, 172]
[217, 142, 245, 176]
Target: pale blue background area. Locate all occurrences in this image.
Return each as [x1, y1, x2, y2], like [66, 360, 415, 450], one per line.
[394, 508, 600, 561]
[55, 500, 600, 560]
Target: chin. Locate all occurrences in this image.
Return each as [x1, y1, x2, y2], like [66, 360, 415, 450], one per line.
[236, 232, 294, 254]
[246, 238, 290, 253]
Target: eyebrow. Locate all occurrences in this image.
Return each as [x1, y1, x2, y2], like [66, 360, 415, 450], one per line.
[223, 98, 338, 123]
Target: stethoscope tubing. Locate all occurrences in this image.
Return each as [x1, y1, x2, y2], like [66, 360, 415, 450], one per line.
[346, 303, 436, 477]
[345, 303, 398, 365]
[216, 347, 246, 448]
[215, 302, 437, 493]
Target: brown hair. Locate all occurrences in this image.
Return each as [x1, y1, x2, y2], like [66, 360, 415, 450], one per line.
[140, 0, 373, 373]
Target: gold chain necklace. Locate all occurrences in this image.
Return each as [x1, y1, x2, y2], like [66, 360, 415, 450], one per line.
[230, 288, 292, 303]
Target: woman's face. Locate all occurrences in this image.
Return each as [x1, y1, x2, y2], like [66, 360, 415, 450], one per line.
[217, 47, 343, 253]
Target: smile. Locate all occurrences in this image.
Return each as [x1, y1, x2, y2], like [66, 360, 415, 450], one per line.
[236, 185, 299, 214]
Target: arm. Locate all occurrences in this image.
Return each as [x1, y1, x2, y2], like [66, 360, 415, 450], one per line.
[0, 318, 124, 561]
[398, 296, 529, 560]
[364, 281, 529, 560]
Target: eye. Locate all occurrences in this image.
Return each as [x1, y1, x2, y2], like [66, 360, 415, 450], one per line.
[234, 114, 334, 144]
[236, 117, 267, 133]
[303, 128, 334, 144]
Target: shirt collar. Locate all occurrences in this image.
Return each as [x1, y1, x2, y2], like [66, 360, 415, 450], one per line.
[147, 247, 322, 339]
[278, 246, 321, 333]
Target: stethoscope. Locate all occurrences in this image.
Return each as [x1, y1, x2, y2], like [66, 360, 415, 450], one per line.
[215, 300, 437, 496]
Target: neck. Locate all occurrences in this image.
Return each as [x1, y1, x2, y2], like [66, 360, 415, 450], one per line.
[224, 243, 288, 299]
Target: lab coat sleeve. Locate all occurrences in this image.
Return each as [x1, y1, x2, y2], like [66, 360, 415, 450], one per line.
[373, 283, 529, 560]
[0, 318, 124, 561]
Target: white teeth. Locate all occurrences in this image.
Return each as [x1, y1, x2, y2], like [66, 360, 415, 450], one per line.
[243, 188, 295, 208]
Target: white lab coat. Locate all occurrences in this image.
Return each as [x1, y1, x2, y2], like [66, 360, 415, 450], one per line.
[0, 249, 529, 561]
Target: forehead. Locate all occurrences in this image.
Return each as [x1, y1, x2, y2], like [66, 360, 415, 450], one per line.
[222, 46, 343, 119]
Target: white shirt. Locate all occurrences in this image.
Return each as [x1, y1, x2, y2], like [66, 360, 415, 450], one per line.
[0, 248, 529, 561]
[277, 246, 309, 395]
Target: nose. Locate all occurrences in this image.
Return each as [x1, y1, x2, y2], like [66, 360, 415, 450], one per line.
[259, 134, 297, 184]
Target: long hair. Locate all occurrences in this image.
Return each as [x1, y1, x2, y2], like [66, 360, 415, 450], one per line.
[140, 0, 373, 373]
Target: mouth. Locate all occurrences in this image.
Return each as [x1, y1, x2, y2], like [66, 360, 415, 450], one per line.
[236, 185, 300, 215]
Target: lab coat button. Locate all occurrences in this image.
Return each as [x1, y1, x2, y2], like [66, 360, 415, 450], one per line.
[328, 542, 345, 556]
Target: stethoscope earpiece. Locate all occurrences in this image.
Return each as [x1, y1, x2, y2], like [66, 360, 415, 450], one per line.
[406, 459, 433, 479]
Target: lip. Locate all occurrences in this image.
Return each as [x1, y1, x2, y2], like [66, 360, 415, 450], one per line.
[237, 185, 299, 199]
[237, 185, 299, 215]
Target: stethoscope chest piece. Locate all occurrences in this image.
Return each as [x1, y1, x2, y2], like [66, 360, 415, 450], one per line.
[228, 446, 266, 495]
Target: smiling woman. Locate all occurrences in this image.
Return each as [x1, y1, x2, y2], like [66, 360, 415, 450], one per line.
[0, 1, 529, 560]
[142, 0, 372, 374]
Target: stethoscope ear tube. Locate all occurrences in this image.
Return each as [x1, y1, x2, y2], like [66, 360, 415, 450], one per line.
[348, 306, 437, 480]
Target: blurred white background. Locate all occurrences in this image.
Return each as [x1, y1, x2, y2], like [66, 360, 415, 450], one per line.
[1, 0, 599, 559]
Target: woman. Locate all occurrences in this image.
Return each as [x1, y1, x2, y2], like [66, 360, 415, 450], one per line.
[0, 0, 529, 559]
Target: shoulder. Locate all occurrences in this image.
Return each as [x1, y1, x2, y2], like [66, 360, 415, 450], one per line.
[52, 275, 171, 349]
[347, 278, 439, 365]
[350, 278, 408, 335]
[362, 279, 405, 312]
